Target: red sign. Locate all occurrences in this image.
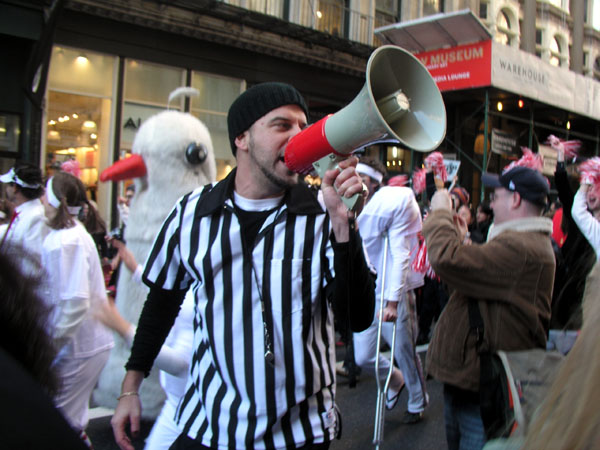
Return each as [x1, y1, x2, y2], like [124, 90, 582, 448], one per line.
[416, 40, 492, 91]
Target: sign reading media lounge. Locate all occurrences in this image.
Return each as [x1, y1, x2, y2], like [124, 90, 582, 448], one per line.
[416, 40, 492, 91]
[416, 40, 600, 121]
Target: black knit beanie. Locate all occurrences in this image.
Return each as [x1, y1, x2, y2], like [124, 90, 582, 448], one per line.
[227, 82, 309, 155]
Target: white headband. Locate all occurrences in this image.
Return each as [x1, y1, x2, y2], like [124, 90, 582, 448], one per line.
[46, 177, 81, 216]
[0, 167, 42, 189]
[356, 163, 384, 184]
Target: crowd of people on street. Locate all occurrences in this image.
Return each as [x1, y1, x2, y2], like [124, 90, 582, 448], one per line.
[2, 81, 600, 450]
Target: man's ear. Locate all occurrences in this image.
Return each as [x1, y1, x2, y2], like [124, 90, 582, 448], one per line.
[234, 131, 249, 153]
[511, 191, 522, 209]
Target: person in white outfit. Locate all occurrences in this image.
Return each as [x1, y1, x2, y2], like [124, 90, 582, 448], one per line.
[40, 171, 114, 442]
[0, 164, 49, 270]
[97, 238, 194, 450]
[572, 157, 600, 261]
[354, 180, 429, 424]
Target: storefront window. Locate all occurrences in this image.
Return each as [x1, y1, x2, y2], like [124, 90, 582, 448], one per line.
[0, 113, 20, 154]
[385, 145, 410, 174]
[190, 72, 244, 181]
[121, 60, 186, 150]
[48, 46, 114, 96]
[45, 46, 116, 221]
[124, 60, 185, 106]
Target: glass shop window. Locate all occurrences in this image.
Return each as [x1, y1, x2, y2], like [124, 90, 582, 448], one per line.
[45, 46, 116, 221]
[121, 59, 186, 149]
[190, 72, 244, 181]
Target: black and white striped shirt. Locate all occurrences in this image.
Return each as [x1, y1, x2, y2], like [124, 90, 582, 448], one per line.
[134, 170, 374, 449]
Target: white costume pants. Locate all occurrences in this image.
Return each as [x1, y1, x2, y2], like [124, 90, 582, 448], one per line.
[144, 397, 182, 449]
[54, 348, 111, 431]
[353, 291, 428, 413]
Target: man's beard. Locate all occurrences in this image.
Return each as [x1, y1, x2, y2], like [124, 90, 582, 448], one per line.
[260, 163, 297, 190]
[248, 136, 298, 191]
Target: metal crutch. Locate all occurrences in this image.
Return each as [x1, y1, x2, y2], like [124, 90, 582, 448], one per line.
[373, 233, 399, 448]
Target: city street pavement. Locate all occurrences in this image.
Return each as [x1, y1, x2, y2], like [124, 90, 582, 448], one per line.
[88, 348, 447, 450]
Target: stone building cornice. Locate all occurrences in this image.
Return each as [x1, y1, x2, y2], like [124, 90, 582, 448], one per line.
[65, 0, 373, 77]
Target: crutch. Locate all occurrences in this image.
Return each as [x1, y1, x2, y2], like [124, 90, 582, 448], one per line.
[373, 233, 399, 448]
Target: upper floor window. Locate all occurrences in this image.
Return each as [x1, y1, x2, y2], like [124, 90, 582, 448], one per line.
[315, 0, 345, 37]
[594, 56, 600, 81]
[548, 0, 569, 12]
[423, 0, 444, 16]
[591, 0, 600, 31]
[375, 0, 398, 24]
[495, 9, 517, 46]
[585, 0, 600, 31]
[549, 35, 567, 67]
[245, 0, 284, 18]
[479, 1, 488, 20]
[583, 51, 591, 75]
[375, 0, 399, 46]
[535, 28, 543, 59]
[227, 0, 284, 18]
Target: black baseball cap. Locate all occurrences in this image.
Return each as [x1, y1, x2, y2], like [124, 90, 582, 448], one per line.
[482, 166, 549, 207]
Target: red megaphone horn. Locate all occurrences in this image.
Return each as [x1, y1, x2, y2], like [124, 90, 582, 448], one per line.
[284, 45, 446, 181]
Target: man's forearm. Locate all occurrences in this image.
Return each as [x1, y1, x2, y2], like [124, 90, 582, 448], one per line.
[125, 287, 185, 376]
[330, 215, 350, 243]
[120, 370, 145, 396]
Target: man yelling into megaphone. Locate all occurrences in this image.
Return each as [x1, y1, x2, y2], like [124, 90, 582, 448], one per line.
[112, 81, 376, 450]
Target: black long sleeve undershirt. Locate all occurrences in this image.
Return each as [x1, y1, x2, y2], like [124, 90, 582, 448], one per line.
[331, 224, 375, 333]
[551, 163, 596, 329]
[555, 163, 575, 225]
[125, 287, 185, 377]
[125, 228, 375, 377]
[425, 171, 436, 202]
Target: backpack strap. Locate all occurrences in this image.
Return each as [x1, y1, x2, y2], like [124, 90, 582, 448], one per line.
[468, 297, 485, 352]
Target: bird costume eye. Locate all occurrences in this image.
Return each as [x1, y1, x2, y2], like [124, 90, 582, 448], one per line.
[185, 143, 208, 165]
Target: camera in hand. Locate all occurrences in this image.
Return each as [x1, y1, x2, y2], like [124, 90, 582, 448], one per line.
[109, 227, 125, 243]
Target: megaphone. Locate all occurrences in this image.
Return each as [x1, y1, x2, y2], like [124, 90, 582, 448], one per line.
[284, 45, 446, 208]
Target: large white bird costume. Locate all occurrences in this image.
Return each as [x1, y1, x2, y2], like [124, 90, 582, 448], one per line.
[94, 88, 216, 417]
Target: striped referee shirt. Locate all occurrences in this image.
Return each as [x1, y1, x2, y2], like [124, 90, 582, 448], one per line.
[132, 170, 374, 449]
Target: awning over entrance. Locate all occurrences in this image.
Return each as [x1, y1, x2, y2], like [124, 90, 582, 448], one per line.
[375, 9, 599, 202]
[376, 10, 600, 121]
[375, 9, 491, 53]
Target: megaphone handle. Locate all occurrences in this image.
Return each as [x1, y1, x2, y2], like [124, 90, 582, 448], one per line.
[312, 153, 359, 211]
[448, 177, 457, 191]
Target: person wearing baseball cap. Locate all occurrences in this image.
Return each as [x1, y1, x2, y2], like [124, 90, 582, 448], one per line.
[481, 166, 549, 223]
[113, 82, 376, 450]
[420, 165, 555, 448]
[0, 163, 48, 271]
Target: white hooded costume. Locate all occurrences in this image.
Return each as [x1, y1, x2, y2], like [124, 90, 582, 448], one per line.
[94, 90, 216, 418]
